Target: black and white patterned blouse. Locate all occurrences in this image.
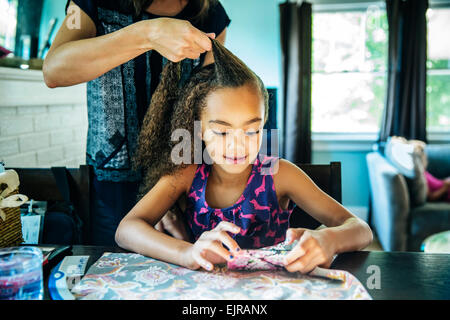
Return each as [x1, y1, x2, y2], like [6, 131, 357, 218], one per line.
[65, 0, 231, 182]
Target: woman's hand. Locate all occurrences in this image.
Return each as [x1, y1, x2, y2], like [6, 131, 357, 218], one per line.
[283, 228, 336, 274]
[183, 221, 241, 271]
[154, 209, 191, 241]
[145, 17, 216, 62]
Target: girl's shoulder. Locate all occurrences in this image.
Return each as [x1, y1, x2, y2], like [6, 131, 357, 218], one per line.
[271, 158, 307, 198]
[172, 164, 199, 195]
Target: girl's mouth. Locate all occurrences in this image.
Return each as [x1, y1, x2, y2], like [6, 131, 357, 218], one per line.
[223, 155, 248, 164]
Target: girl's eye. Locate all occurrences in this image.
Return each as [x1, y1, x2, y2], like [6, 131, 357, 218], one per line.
[213, 130, 260, 136]
[245, 130, 260, 136]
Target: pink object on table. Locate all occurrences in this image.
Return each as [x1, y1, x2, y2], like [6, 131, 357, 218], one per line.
[0, 46, 12, 59]
[425, 171, 450, 202]
[227, 242, 290, 271]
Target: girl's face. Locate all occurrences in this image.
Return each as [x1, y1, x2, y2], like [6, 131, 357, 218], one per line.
[201, 84, 266, 174]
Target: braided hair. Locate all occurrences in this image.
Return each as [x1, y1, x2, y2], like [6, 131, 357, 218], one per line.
[134, 39, 269, 199]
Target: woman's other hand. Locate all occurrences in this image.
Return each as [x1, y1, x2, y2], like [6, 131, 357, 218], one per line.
[182, 221, 241, 271]
[283, 228, 336, 274]
[154, 209, 191, 241]
[145, 18, 216, 62]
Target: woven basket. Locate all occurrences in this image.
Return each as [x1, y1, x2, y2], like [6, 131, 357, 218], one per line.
[0, 170, 28, 248]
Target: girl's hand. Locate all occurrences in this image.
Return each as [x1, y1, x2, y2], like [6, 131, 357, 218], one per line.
[283, 228, 336, 274]
[183, 221, 241, 271]
[145, 17, 216, 62]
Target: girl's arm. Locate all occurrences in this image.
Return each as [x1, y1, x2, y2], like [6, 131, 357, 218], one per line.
[273, 159, 373, 273]
[115, 165, 240, 270]
[115, 165, 197, 266]
[43, 1, 214, 88]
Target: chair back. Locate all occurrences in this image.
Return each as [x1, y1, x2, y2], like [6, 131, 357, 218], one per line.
[290, 162, 342, 229]
[11, 165, 92, 244]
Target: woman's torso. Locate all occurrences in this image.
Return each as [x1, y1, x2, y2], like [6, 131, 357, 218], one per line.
[183, 154, 296, 249]
[67, 0, 230, 182]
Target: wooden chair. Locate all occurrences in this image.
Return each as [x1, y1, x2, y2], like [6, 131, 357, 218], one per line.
[10, 165, 93, 245]
[290, 162, 342, 230]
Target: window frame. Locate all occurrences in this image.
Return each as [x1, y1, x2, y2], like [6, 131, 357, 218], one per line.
[309, 0, 450, 146]
[426, 5, 450, 134]
[311, 1, 388, 138]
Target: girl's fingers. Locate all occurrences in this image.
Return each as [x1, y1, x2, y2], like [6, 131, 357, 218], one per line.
[284, 236, 315, 265]
[207, 241, 235, 262]
[294, 249, 324, 274]
[192, 247, 214, 271]
[285, 228, 307, 245]
[213, 222, 241, 252]
[202, 229, 241, 253]
[302, 253, 325, 274]
[285, 249, 319, 273]
[215, 221, 241, 234]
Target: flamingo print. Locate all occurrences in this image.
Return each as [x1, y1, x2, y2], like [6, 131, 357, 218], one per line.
[266, 229, 276, 238]
[184, 154, 295, 249]
[188, 190, 200, 201]
[239, 212, 257, 224]
[254, 175, 265, 197]
[250, 199, 271, 211]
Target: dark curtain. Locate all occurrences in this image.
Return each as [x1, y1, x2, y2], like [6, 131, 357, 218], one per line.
[378, 0, 428, 144]
[262, 88, 279, 157]
[279, 1, 312, 164]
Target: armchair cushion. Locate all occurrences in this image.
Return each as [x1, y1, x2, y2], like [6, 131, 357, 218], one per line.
[408, 202, 450, 251]
[366, 152, 410, 251]
[425, 144, 450, 179]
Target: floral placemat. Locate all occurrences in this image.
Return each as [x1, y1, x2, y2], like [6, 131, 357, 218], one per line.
[71, 250, 372, 300]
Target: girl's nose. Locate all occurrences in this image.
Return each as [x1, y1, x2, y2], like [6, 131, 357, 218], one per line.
[226, 130, 246, 154]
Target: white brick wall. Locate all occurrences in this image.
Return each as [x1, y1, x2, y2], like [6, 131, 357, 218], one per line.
[0, 104, 88, 168]
[0, 67, 88, 169]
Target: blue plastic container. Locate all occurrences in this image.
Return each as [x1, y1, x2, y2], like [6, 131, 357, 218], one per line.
[0, 247, 43, 300]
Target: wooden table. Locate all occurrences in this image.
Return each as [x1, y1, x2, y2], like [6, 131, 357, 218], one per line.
[44, 246, 450, 300]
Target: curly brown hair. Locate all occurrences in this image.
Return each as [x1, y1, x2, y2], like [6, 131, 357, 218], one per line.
[134, 39, 269, 200]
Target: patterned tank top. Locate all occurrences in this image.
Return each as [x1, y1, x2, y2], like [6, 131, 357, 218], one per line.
[184, 154, 296, 249]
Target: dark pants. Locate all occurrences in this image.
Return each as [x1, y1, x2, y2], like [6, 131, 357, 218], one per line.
[90, 176, 140, 246]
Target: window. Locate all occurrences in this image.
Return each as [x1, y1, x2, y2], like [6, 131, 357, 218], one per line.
[426, 8, 450, 132]
[0, 0, 18, 52]
[311, 4, 388, 133]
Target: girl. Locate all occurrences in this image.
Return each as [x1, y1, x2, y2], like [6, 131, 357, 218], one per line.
[115, 40, 373, 274]
[413, 141, 450, 203]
